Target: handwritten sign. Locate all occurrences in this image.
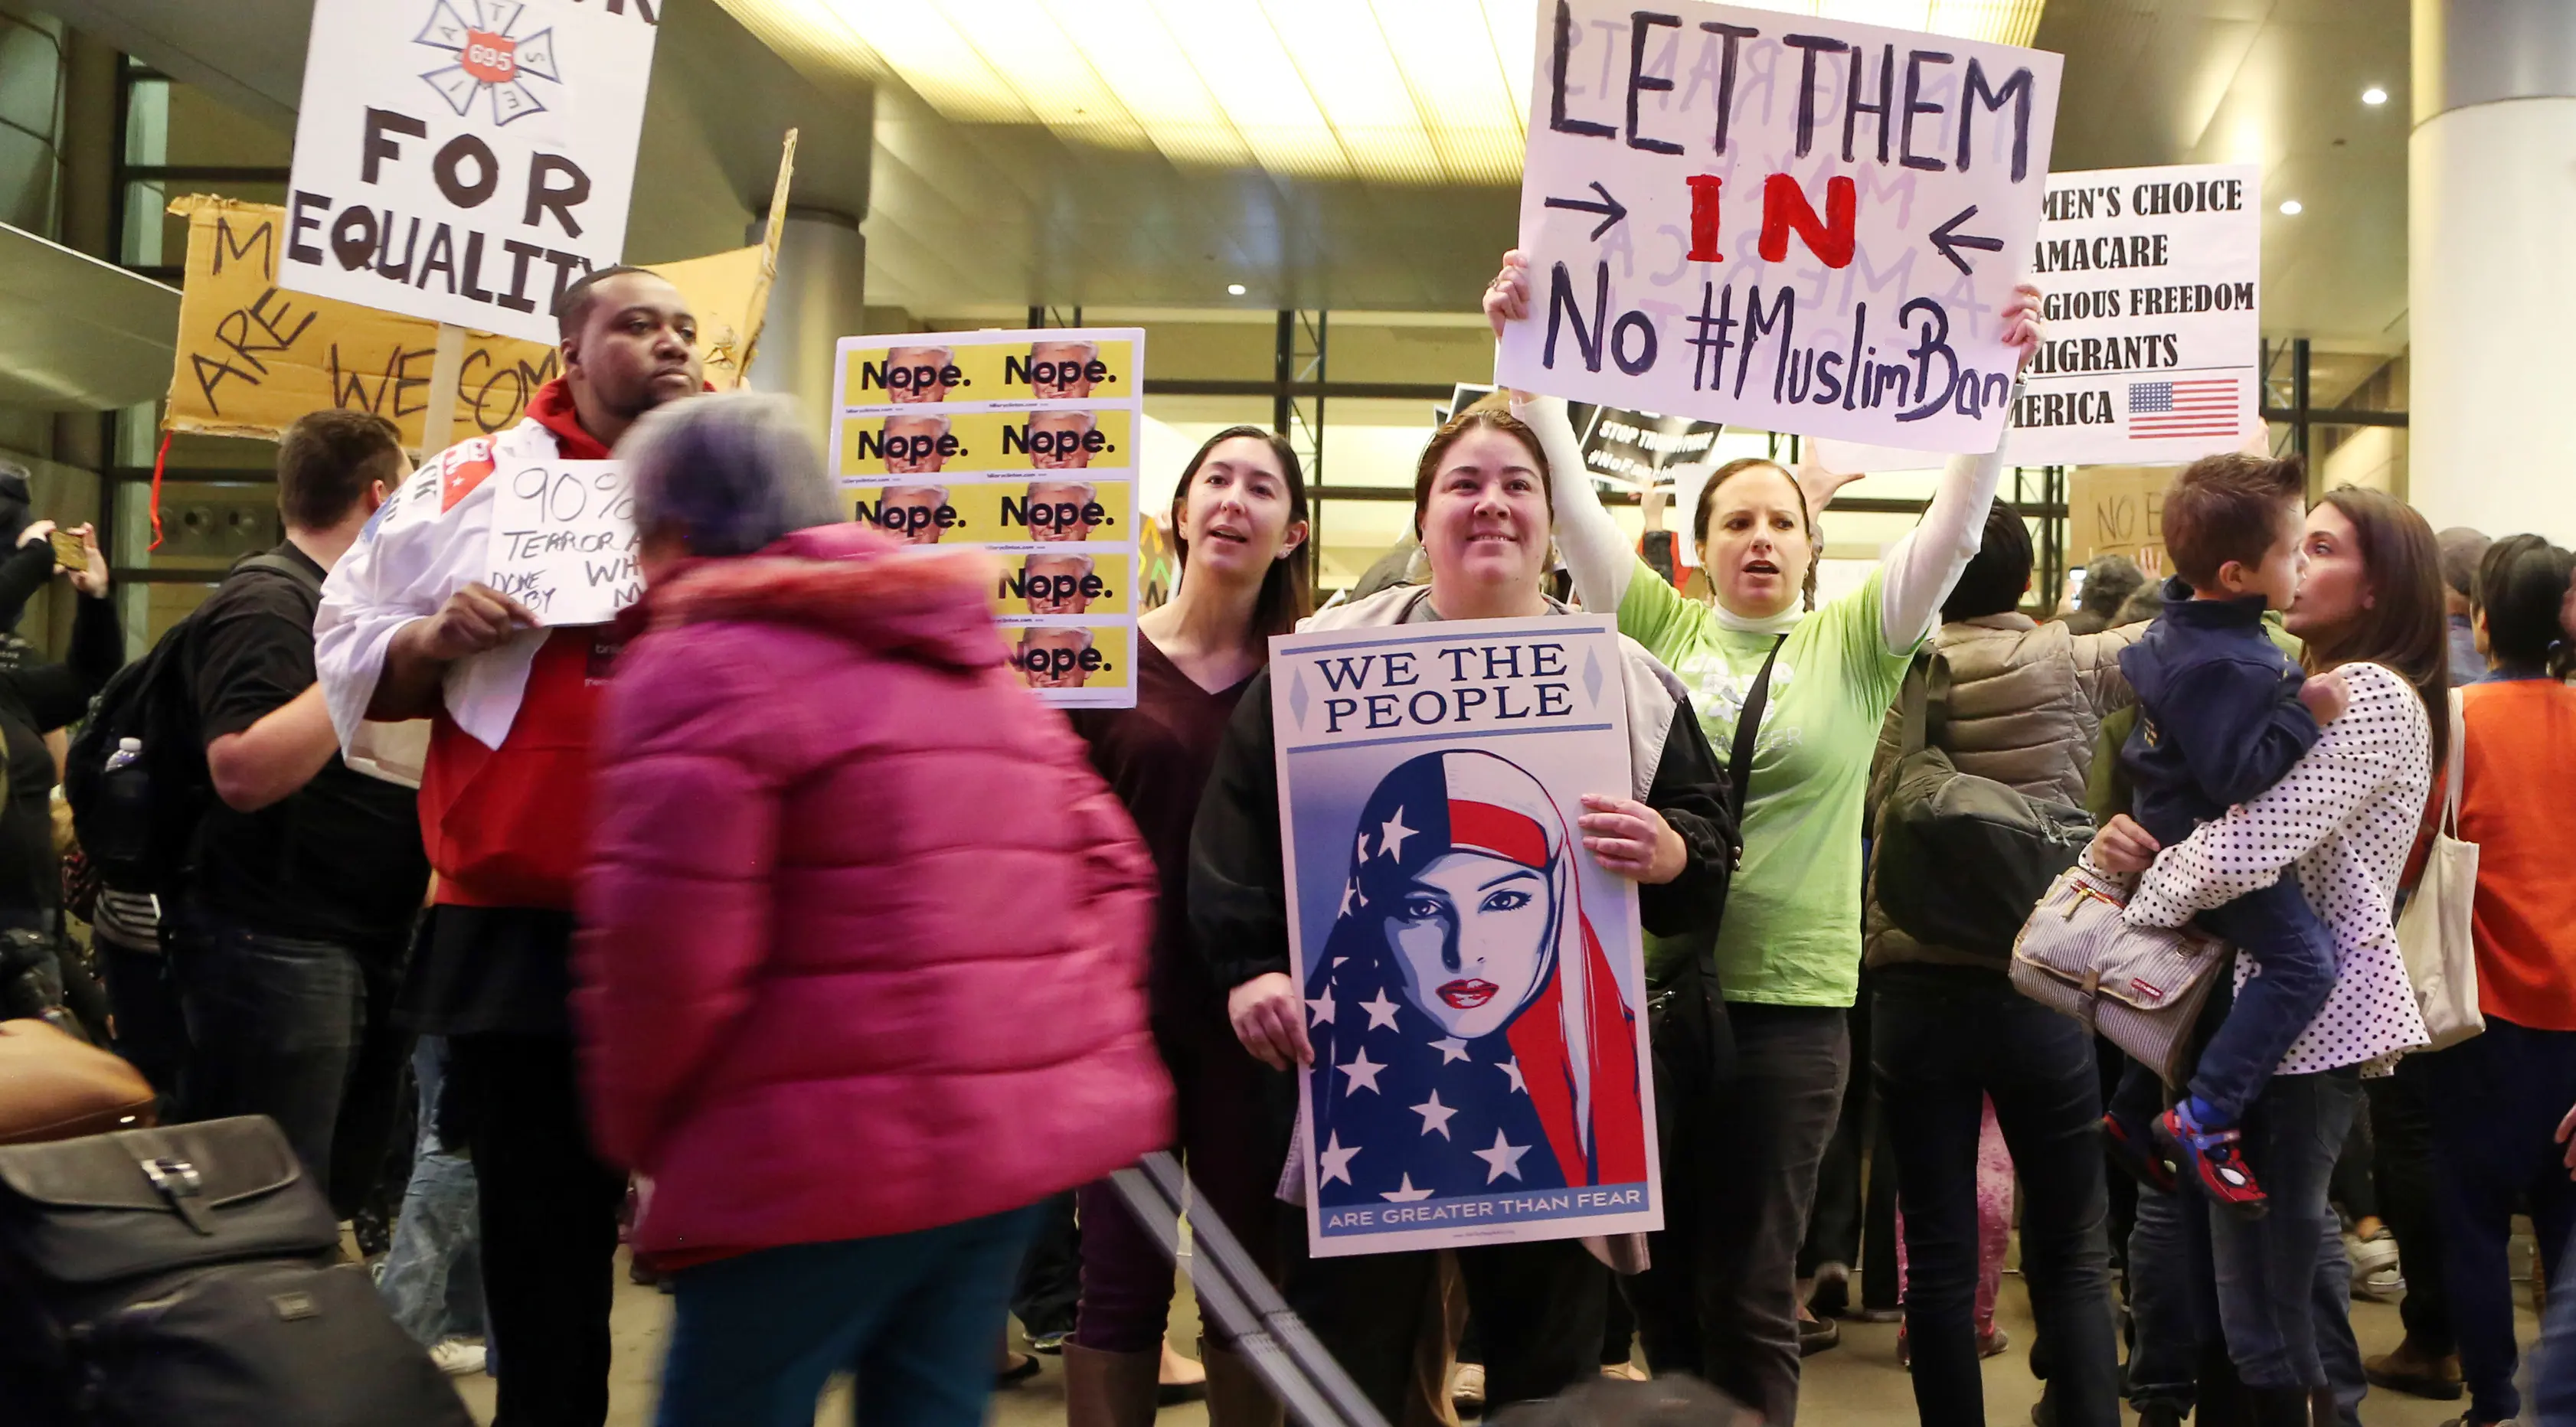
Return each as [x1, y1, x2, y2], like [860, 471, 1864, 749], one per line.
[1270, 615, 1659, 1256]
[165, 196, 768, 446]
[2009, 165, 2261, 465]
[280, 0, 660, 341]
[485, 459, 636, 625]
[833, 326, 1148, 710]
[1496, 0, 2062, 455]
[2066, 463, 2172, 578]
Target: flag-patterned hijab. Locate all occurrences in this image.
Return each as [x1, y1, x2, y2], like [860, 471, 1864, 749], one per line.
[1306, 750, 1647, 1209]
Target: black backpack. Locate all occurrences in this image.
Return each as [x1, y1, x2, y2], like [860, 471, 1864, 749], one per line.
[0, 1116, 471, 1426]
[64, 553, 319, 899]
[1872, 653, 2096, 961]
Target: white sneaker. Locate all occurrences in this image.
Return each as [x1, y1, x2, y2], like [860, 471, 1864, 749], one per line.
[2345, 1228, 2401, 1278]
[1451, 1363, 1486, 1411]
[429, 1337, 488, 1376]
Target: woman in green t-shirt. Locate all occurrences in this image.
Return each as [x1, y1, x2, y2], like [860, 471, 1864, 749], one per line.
[1483, 253, 2040, 1422]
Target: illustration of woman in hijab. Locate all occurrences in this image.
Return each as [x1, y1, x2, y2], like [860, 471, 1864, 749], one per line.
[1306, 749, 1648, 1209]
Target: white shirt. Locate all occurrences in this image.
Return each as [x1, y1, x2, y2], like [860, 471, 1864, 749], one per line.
[2087, 661, 2433, 1076]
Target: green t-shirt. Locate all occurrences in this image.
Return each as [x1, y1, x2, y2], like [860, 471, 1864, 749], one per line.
[1618, 560, 1915, 1006]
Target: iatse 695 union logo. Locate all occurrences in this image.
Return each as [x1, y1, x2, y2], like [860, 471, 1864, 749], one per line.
[414, 0, 562, 127]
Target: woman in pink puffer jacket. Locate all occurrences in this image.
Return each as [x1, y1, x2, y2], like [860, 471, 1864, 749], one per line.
[570, 392, 1171, 1427]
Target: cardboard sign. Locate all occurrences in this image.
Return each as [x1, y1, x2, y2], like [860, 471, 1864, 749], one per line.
[833, 327, 1147, 710]
[165, 196, 767, 445]
[1497, 0, 2061, 455]
[2009, 165, 2260, 464]
[1270, 615, 1660, 1256]
[482, 458, 636, 625]
[280, 0, 661, 342]
[2066, 463, 2172, 578]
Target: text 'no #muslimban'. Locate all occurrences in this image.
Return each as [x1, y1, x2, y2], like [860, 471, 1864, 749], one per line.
[485, 459, 636, 626]
[1497, 0, 2064, 456]
[281, 0, 662, 344]
[830, 328, 1148, 710]
[2010, 164, 2261, 465]
[1270, 616, 1660, 1256]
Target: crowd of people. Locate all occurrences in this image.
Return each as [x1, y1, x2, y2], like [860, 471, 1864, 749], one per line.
[8, 249, 2576, 1427]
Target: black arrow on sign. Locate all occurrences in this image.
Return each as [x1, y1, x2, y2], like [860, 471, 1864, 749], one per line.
[1545, 181, 1630, 242]
[1927, 204, 2006, 275]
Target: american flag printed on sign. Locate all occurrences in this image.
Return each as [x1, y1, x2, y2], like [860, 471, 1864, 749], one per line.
[2127, 378, 2241, 439]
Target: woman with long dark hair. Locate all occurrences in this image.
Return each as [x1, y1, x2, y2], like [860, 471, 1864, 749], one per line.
[1063, 426, 1312, 1427]
[2090, 487, 2447, 1427]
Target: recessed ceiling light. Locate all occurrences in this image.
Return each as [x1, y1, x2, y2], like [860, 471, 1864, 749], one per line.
[1227, 283, 1247, 296]
[2362, 87, 2388, 106]
[2279, 200, 2303, 215]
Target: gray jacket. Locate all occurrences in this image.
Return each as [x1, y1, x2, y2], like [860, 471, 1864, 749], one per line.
[1863, 614, 2143, 971]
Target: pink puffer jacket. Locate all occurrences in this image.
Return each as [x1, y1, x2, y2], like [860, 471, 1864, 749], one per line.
[574, 522, 1170, 1259]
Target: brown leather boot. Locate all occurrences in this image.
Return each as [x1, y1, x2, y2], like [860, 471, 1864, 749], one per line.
[2364, 1339, 2465, 1401]
[1064, 1344, 1161, 1427]
[1202, 1337, 1286, 1427]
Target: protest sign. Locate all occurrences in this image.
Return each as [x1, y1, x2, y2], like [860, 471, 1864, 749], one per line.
[834, 327, 1147, 710]
[2067, 463, 2172, 578]
[164, 196, 771, 446]
[1496, 1, 2061, 456]
[280, 0, 661, 343]
[2009, 165, 2260, 464]
[482, 458, 635, 625]
[1450, 384, 1720, 492]
[1270, 615, 1660, 1256]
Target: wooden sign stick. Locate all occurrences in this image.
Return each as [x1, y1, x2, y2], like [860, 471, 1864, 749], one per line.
[420, 322, 467, 458]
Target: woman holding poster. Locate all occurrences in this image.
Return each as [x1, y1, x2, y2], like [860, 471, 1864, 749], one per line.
[1189, 404, 1733, 1419]
[1486, 254, 2041, 1424]
[1061, 426, 1313, 1427]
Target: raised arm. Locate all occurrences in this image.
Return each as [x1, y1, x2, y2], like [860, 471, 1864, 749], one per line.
[2122, 665, 2428, 929]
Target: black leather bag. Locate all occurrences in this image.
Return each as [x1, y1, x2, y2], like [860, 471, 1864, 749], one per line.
[1874, 655, 2096, 962]
[0, 1116, 470, 1427]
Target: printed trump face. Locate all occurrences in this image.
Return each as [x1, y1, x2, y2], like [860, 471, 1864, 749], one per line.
[884, 345, 956, 404]
[1016, 625, 1096, 689]
[882, 415, 951, 475]
[1021, 553, 1097, 616]
[1028, 409, 1098, 472]
[1026, 479, 1100, 543]
[1383, 850, 1557, 1041]
[874, 485, 951, 545]
[1027, 339, 1100, 400]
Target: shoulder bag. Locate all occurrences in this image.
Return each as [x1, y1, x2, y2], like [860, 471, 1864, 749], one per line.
[2395, 687, 2482, 1051]
[2009, 861, 2232, 1086]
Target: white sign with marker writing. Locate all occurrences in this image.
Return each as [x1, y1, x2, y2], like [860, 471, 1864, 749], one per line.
[281, 0, 662, 343]
[2009, 165, 2261, 465]
[484, 459, 638, 626]
[1497, 0, 2063, 455]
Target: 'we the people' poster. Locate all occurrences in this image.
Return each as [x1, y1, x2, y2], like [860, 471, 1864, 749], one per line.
[2009, 165, 2261, 465]
[830, 329, 1146, 710]
[1270, 616, 1660, 1256]
[1497, 0, 2063, 456]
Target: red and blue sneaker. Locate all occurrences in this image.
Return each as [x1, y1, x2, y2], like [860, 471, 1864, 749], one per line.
[2102, 1110, 2179, 1194]
[2156, 1101, 2268, 1220]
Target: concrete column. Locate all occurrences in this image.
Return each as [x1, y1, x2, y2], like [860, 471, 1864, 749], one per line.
[2408, 0, 2576, 535]
[743, 209, 867, 444]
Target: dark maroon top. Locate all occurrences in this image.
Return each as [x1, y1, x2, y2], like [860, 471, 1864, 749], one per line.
[1068, 632, 1251, 1034]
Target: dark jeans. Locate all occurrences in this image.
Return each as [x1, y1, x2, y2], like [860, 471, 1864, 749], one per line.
[1074, 1013, 1284, 1354]
[659, 1207, 1042, 1427]
[1801, 978, 1899, 1311]
[2424, 1016, 2576, 1423]
[2366, 1054, 2453, 1354]
[2187, 883, 2336, 1125]
[165, 901, 409, 1216]
[2208, 1069, 2361, 1390]
[1627, 1002, 1845, 1425]
[448, 1031, 629, 1427]
[1285, 1235, 1603, 1417]
[1011, 1192, 1080, 1342]
[96, 934, 186, 1111]
[1872, 965, 2120, 1427]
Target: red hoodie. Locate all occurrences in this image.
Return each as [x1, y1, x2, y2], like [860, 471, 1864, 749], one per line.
[420, 380, 619, 910]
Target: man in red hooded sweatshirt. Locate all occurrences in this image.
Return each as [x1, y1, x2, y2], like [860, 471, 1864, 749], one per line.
[315, 266, 701, 1427]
